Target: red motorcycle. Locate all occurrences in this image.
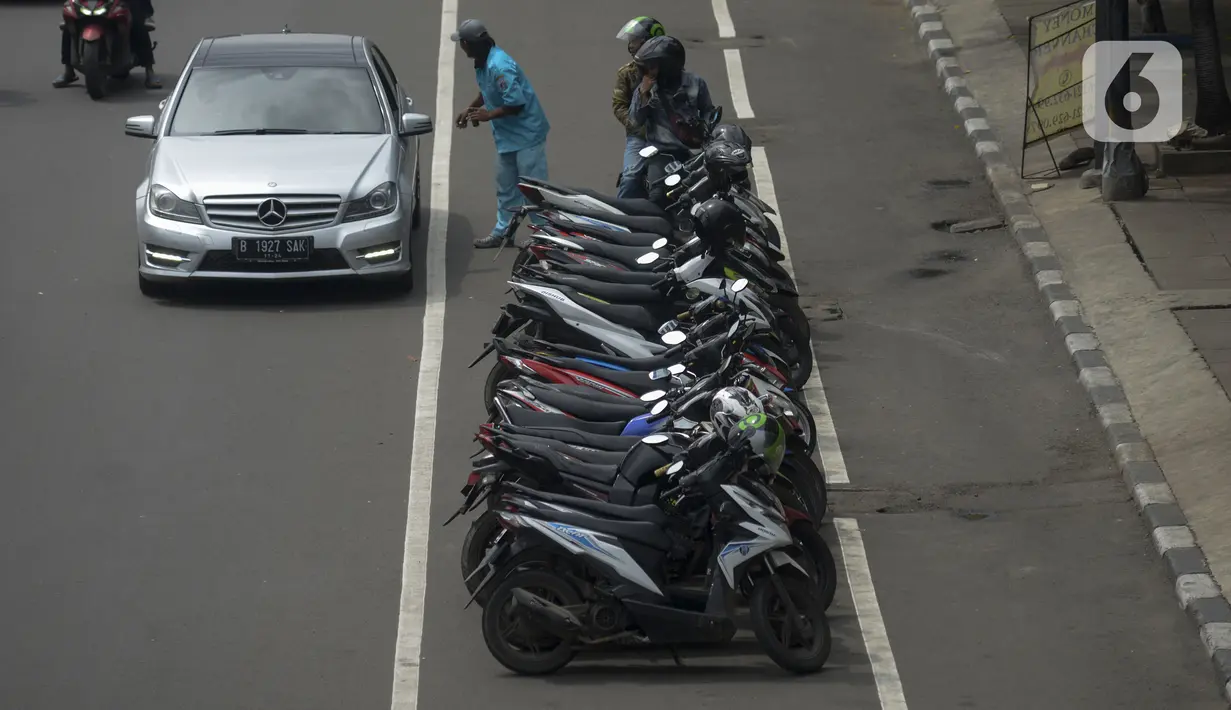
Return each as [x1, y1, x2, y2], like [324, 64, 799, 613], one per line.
[62, 0, 150, 99]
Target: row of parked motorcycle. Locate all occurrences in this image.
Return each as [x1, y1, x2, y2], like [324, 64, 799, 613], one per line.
[443, 107, 837, 675]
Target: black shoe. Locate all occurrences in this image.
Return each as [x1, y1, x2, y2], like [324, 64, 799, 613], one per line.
[144, 68, 162, 89]
[473, 233, 512, 249]
[52, 69, 77, 88]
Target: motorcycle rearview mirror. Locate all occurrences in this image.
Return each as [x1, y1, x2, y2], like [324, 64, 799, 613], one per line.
[652, 237, 669, 250]
[661, 330, 687, 345]
[639, 145, 659, 158]
[641, 433, 670, 445]
[665, 174, 682, 187]
[732, 278, 748, 293]
[649, 367, 671, 380]
[666, 460, 684, 475]
[637, 252, 659, 265]
[668, 363, 687, 375]
[651, 400, 669, 416]
[640, 389, 667, 402]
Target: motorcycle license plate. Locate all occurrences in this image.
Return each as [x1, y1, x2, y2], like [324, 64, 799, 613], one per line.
[232, 236, 312, 262]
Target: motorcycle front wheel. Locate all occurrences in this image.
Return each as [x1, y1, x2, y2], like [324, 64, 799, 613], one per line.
[81, 41, 105, 100]
[749, 573, 831, 674]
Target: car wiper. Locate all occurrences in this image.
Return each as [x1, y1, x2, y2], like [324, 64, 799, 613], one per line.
[325, 130, 381, 134]
[209, 128, 310, 135]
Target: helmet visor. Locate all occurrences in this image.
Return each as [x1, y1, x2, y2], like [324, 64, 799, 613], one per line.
[616, 19, 646, 41]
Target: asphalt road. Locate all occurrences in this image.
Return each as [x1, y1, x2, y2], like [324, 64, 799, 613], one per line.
[0, 0, 1224, 708]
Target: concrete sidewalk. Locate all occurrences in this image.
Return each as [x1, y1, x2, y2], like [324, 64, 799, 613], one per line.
[901, 0, 1231, 703]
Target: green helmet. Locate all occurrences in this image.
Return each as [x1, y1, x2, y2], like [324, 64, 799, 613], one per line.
[617, 16, 666, 50]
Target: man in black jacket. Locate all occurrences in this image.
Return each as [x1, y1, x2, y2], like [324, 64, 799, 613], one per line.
[54, 0, 161, 89]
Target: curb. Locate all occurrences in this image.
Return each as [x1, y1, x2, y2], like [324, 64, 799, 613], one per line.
[900, 1, 1231, 704]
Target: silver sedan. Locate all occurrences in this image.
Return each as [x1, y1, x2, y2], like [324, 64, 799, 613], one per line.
[126, 32, 432, 296]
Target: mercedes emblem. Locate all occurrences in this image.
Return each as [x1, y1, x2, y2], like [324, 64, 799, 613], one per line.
[267, 181, 277, 187]
[256, 198, 288, 227]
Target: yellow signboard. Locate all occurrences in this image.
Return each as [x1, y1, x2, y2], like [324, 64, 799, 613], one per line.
[1025, 0, 1096, 145]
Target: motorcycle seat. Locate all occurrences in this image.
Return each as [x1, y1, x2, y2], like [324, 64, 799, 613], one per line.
[551, 346, 686, 372]
[569, 188, 671, 220]
[558, 288, 661, 333]
[526, 385, 650, 423]
[502, 407, 627, 436]
[536, 273, 666, 304]
[528, 506, 672, 551]
[496, 423, 643, 451]
[560, 207, 674, 237]
[520, 379, 647, 405]
[547, 263, 664, 285]
[514, 442, 622, 484]
[496, 432, 628, 464]
[525, 487, 669, 524]
[549, 356, 662, 391]
[538, 223, 667, 249]
[554, 239, 663, 270]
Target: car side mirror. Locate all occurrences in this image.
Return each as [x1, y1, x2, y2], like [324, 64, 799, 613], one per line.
[125, 115, 156, 139]
[399, 112, 433, 137]
[639, 145, 659, 158]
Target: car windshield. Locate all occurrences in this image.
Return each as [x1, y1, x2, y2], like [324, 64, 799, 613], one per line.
[169, 66, 386, 135]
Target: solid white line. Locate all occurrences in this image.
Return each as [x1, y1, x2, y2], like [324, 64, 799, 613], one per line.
[390, 0, 456, 707]
[723, 49, 756, 119]
[711, 0, 737, 38]
[834, 518, 909, 710]
[749, 146, 850, 485]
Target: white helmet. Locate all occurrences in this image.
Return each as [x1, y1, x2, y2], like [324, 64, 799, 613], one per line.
[709, 386, 763, 437]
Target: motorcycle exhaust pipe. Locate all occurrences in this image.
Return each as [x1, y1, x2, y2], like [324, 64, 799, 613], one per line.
[510, 588, 583, 635]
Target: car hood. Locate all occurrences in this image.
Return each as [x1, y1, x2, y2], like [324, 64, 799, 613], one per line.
[150, 135, 395, 201]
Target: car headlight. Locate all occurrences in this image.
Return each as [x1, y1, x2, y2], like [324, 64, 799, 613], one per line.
[148, 184, 202, 223]
[342, 182, 397, 222]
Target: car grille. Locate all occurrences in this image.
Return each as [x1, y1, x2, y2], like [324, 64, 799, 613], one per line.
[198, 249, 350, 273]
[202, 194, 342, 232]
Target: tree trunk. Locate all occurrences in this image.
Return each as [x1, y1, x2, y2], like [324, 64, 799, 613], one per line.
[1191, 0, 1231, 133]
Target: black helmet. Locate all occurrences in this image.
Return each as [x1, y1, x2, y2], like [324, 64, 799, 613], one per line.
[703, 141, 752, 171]
[635, 35, 686, 74]
[617, 16, 666, 49]
[710, 123, 752, 151]
[692, 198, 745, 248]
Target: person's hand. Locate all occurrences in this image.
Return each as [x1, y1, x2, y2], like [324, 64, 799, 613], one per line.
[455, 108, 470, 129]
[639, 72, 655, 95]
[468, 107, 494, 123]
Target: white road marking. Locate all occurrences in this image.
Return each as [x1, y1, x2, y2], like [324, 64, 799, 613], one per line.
[723, 49, 756, 119]
[390, 0, 456, 707]
[711, 0, 737, 38]
[835, 518, 909, 710]
[749, 146, 849, 485]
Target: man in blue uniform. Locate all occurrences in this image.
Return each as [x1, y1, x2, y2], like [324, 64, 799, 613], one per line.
[452, 19, 551, 248]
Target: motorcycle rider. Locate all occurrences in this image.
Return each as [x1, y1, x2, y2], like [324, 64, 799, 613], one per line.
[627, 36, 715, 205]
[612, 16, 666, 199]
[54, 0, 161, 89]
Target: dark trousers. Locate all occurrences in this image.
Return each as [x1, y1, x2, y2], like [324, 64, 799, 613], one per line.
[61, 1, 154, 67]
[645, 152, 689, 205]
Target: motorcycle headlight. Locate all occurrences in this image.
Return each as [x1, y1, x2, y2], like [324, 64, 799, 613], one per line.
[148, 185, 202, 223]
[342, 182, 397, 222]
